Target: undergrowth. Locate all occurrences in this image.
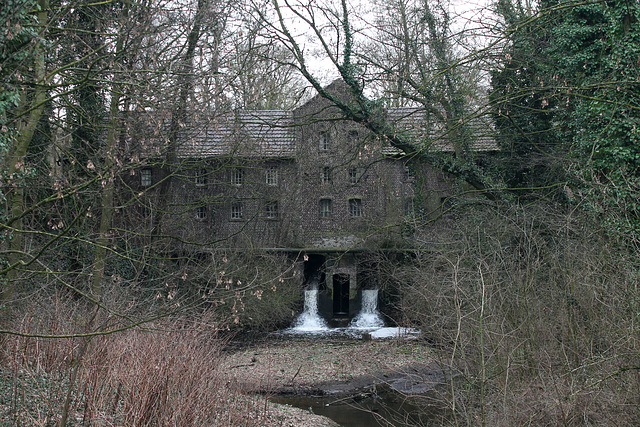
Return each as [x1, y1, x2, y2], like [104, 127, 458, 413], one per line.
[0, 301, 277, 426]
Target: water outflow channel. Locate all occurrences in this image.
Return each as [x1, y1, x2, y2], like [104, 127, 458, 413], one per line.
[273, 288, 436, 426]
[290, 278, 330, 331]
[351, 289, 385, 329]
[289, 287, 386, 334]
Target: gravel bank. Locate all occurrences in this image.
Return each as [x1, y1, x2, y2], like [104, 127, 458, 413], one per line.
[221, 338, 436, 426]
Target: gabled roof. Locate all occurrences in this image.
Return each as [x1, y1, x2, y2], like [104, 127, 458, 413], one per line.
[386, 107, 497, 153]
[177, 110, 295, 158]
[171, 106, 496, 159]
[126, 86, 496, 160]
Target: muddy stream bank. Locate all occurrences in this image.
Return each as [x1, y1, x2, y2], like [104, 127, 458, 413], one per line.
[221, 335, 452, 426]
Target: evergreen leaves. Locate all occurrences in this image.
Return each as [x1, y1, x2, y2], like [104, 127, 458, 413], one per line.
[491, 0, 640, 244]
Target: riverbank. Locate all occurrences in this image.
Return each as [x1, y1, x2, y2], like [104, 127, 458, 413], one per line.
[220, 337, 439, 426]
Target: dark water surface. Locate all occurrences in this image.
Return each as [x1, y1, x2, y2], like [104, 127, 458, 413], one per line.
[271, 385, 447, 427]
[233, 328, 447, 426]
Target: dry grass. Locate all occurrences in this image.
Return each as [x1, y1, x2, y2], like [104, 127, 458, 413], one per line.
[0, 298, 332, 426]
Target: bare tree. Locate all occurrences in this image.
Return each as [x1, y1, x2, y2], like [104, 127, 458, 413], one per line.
[258, 0, 499, 199]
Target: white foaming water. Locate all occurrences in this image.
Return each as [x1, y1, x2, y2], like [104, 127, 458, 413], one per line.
[350, 289, 384, 329]
[291, 289, 329, 332]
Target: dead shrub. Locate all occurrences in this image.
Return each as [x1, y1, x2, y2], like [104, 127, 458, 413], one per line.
[380, 202, 640, 425]
[0, 296, 277, 426]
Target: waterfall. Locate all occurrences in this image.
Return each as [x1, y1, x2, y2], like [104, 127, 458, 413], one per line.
[291, 279, 328, 332]
[350, 289, 384, 329]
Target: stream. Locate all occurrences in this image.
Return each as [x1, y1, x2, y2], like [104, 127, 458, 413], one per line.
[261, 288, 449, 426]
[270, 385, 439, 427]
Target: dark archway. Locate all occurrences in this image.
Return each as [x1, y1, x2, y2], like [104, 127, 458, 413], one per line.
[332, 274, 350, 316]
[304, 254, 326, 288]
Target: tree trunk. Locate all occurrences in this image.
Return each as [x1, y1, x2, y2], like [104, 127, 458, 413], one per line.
[1, 0, 49, 314]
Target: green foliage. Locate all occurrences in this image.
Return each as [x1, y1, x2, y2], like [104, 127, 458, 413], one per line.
[553, 0, 640, 242]
[64, 2, 109, 177]
[491, 0, 640, 242]
[0, 0, 38, 157]
[0, 0, 39, 108]
[490, 0, 564, 190]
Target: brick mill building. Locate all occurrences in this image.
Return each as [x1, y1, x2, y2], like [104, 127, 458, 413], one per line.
[124, 80, 494, 317]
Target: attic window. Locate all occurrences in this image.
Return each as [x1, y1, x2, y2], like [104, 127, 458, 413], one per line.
[320, 131, 329, 150]
[141, 168, 152, 187]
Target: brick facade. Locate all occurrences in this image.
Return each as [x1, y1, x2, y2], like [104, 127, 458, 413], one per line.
[128, 81, 455, 250]
[121, 80, 487, 317]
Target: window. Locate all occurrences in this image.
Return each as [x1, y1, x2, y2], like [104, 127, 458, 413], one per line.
[231, 201, 243, 219]
[322, 167, 332, 184]
[141, 168, 152, 187]
[404, 164, 415, 182]
[349, 198, 362, 217]
[319, 131, 329, 150]
[265, 166, 278, 186]
[348, 168, 360, 185]
[231, 168, 243, 186]
[196, 206, 207, 219]
[264, 200, 278, 219]
[195, 169, 207, 186]
[320, 199, 332, 218]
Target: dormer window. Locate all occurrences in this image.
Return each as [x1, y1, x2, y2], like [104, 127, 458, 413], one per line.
[141, 168, 152, 187]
